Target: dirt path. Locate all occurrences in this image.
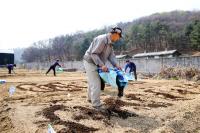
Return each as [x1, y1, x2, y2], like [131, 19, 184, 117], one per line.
[0, 69, 200, 133]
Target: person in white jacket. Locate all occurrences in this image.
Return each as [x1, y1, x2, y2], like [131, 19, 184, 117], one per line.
[83, 27, 123, 111]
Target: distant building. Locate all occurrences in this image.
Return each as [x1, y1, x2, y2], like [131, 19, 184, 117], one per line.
[116, 54, 131, 59]
[0, 49, 14, 66]
[133, 50, 181, 59]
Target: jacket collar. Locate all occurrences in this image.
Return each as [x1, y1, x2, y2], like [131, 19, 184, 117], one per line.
[106, 33, 113, 45]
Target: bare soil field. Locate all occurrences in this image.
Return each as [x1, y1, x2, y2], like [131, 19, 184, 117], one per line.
[0, 69, 200, 133]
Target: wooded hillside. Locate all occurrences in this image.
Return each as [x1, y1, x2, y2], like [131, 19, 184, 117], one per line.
[22, 10, 200, 62]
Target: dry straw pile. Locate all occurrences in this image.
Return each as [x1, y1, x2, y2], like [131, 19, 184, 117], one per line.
[159, 66, 200, 81]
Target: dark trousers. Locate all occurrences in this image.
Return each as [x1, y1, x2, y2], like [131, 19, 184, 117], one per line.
[100, 78, 105, 91]
[130, 69, 137, 80]
[100, 75, 124, 97]
[133, 70, 137, 80]
[46, 66, 56, 76]
[8, 68, 12, 74]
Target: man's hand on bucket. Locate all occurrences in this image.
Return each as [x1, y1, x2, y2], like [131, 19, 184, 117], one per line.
[101, 65, 108, 72]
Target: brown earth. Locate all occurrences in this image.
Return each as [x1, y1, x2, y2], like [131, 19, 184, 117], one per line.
[0, 68, 200, 133]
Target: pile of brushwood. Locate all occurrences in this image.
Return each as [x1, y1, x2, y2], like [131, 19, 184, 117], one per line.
[158, 66, 200, 81]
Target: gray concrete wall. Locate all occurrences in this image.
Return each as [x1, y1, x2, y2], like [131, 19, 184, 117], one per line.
[18, 61, 85, 71]
[19, 56, 200, 73]
[126, 56, 200, 73]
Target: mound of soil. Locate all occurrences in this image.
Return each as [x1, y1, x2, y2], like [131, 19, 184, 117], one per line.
[147, 102, 173, 108]
[144, 89, 185, 100]
[103, 97, 139, 119]
[41, 105, 99, 132]
[56, 121, 98, 133]
[125, 93, 144, 101]
[72, 106, 105, 120]
[16, 82, 83, 93]
[177, 89, 200, 95]
[43, 105, 66, 121]
[104, 97, 140, 109]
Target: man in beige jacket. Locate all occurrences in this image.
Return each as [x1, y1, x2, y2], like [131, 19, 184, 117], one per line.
[83, 27, 122, 111]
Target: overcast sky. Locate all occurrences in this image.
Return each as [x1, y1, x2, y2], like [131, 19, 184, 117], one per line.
[0, 0, 199, 49]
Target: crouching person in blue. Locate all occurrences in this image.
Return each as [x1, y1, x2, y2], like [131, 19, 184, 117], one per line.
[125, 60, 137, 81]
[46, 59, 61, 76]
[7, 64, 16, 74]
[83, 27, 123, 112]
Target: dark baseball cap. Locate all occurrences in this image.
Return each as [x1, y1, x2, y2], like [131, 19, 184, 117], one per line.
[111, 27, 122, 38]
[126, 60, 130, 62]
